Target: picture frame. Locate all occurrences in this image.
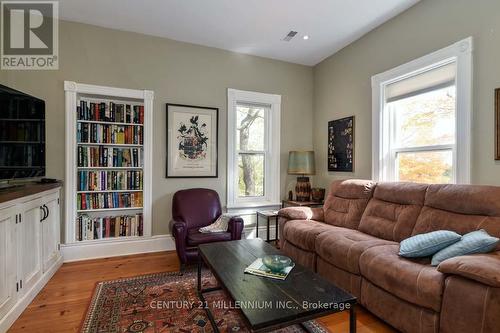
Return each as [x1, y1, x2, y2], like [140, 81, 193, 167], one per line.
[328, 116, 354, 172]
[496, 88, 500, 160]
[166, 103, 218, 178]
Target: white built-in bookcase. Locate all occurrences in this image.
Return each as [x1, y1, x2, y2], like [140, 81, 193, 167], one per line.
[64, 81, 153, 247]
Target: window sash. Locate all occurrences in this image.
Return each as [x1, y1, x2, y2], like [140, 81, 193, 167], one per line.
[394, 147, 454, 183]
[227, 88, 281, 210]
[372, 38, 472, 184]
[237, 152, 266, 198]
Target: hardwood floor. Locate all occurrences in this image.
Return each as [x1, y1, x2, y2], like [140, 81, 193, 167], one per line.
[8, 251, 395, 333]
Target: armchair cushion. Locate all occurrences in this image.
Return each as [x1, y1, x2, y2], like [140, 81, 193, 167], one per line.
[187, 228, 232, 246]
[279, 207, 324, 221]
[437, 251, 500, 287]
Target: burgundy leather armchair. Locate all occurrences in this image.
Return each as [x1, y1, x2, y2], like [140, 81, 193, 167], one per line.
[171, 188, 244, 264]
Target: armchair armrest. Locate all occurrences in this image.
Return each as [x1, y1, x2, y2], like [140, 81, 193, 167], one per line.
[171, 219, 188, 263]
[278, 207, 324, 222]
[172, 220, 187, 238]
[227, 216, 244, 240]
[438, 251, 500, 287]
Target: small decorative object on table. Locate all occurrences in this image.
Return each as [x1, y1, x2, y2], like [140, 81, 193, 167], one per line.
[262, 255, 292, 272]
[288, 151, 316, 201]
[311, 188, 325, 202]
[244, 256, 295, 280]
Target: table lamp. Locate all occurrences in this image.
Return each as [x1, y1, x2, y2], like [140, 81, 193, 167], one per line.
[287, 151, 315, 201]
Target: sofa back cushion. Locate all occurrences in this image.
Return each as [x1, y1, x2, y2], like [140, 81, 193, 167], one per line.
[413, 184, 500, 249]
[358, 182, 428, 242]
[323, 179, 376, 229]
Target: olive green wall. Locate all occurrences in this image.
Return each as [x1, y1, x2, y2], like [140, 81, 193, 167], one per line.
[313, 0, 500, 186]
[0, 20, 314, 237]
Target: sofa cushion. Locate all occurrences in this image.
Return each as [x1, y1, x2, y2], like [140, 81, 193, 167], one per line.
[186, 229, 231, 246]
[315, 228, 396, 274]
[358, 182, 428, 242]
[413, 184, 500, 250]
[359, 244, 445, 312]
[282, 220, 332, 251]
[399, 230, 462, 258]
[323, 179, 376, 229]
[431, 229, 499, 266]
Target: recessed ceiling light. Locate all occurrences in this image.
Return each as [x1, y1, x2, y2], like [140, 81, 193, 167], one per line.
[303, 35, 309, 40]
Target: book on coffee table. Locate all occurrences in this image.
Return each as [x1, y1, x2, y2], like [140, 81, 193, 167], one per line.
[244, 258, 295, 280]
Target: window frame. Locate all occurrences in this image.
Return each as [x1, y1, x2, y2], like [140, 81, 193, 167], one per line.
[227, 88, 281, 209]
[371, 37, 472, 184]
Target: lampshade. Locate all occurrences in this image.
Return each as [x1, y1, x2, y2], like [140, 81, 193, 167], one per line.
[287, 151, 315, 175]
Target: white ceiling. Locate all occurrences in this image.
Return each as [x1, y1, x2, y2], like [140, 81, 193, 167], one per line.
[58, 0, 419, 66]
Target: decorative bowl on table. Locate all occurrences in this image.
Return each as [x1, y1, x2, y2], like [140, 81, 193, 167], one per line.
[262, 255, 292, 272]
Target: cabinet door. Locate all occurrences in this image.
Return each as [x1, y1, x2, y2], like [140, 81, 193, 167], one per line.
[0, 207, 17, 319]
[17, 198, 43, 295]
[42, 193, 60, 272]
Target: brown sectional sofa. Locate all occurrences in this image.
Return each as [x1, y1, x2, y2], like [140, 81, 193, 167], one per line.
[278, 179, 500, 333]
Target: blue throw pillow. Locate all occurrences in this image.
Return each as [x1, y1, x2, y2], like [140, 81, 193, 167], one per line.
[431, 229, 500, 266]
[399, 230, 462, 258]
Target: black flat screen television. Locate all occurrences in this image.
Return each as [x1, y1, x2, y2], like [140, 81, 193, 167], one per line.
[0, 84, 45, 181]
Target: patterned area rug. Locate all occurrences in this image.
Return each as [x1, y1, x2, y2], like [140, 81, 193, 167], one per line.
[81, 269, 329, 333]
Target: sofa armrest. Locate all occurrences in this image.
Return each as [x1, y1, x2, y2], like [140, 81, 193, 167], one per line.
[438, 251, 500, 287]
[278, 207, 324, 222]
[227, 216, 244, 240]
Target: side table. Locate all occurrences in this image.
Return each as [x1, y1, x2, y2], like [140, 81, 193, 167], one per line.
[256, 210, 279, 245]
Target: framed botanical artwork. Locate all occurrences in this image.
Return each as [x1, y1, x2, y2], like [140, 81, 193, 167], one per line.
[496, 88, 500, 160]
[166, 104, 218, 178]
[328, 116, 354, 172]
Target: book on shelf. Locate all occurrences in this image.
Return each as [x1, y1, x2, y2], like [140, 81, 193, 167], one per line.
[244, 258, 295, 280]
[77, 146, 143, 168]
[76, 213, 144, 241]
[77, 122, 143, 145]
[77, 192, 143, 210]
[77, 100, 144, 124]
[78, 170, 143, 191]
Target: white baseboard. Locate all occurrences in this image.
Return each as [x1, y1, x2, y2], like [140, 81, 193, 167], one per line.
[60, 227, 278, 263]
[61, 235, 176, 262]
[0, 255, 63, 333]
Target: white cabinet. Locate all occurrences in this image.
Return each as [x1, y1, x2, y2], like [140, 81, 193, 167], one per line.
[17, 198, 43, 296]
[0, 186, 62, 332]
[41, 193, 60, 272]
[0, 207, 17, 320]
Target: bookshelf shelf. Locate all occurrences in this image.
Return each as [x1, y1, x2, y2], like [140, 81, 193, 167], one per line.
[77, 189, 143, 193]
[77, 207, 143, 213]
[77, 142, 144, 147]
[77, 167, 143, 170]
[65, 81, 153, 248]
[77, 120, 144, 126]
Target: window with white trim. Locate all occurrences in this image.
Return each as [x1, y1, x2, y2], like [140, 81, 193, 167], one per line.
[227, 89, 281, 209]
[372, 37, 472, 184]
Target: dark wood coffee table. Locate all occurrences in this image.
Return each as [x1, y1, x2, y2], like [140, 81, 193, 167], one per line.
[197, 239, 356, 332]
